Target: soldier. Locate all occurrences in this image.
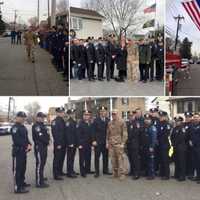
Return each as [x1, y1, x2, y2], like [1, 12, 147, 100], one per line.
[51, 107, 66, 180]
[190, 113, 200, 184]
[106, 109, 127, 181]
[95, 37, 105, 81]
[65, 109, 78, 178]
[138, 38, 151, 83]
[140, 114, 158, 180]
[184, 112, 195, 179]
[76, 110, 93, 177]
[158, 111, 171, 180]
[86, 38, 96, 81]
[126, 110, 141, 180]
[92, 106, 111, 178]
[11, 112, 32, 194]
[24, 27, 38, 63]
[32, 112, 50, 188]
[171, 116, 187, 181]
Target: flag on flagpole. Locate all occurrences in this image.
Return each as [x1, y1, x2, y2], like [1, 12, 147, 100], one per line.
[182, 0, 200, 31]
[144, 3, 156, 14]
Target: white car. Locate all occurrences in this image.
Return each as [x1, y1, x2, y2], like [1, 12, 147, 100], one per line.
[0, 122, 13, 136]
[181, 58, 189, 69]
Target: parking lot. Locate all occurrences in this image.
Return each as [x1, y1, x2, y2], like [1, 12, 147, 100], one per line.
[0, 126, 200, 200]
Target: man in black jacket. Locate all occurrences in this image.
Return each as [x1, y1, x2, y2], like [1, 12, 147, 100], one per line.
[32, 112, 50, 188]
[11, 112, 32, 194]
[51, 107, 66, 180]
[92, 106, 111, 177]
[66, 109, 78, 178]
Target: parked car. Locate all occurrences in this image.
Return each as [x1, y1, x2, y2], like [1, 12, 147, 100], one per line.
[196, 60, 200, 64]
[2, 31, 11, 37]
[189, 59, 194, 64]
[0, 122, 13, 136]
[181, 58, 190, 69]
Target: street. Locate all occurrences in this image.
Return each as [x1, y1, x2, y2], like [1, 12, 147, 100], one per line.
[1, 126, 200, 200]
[174, 64, 200, 96]
[0, 37, 68, 96]
[70, 77, 164, 96]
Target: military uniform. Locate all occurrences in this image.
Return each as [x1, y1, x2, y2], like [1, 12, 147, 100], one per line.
[106, 114, 127, 179]
[76, 116, 93, 177]
[11, 112, 31, 193]
[51, 108, 66, 179]
[92, 114, 110, 176]
[32, 113, 50, 187]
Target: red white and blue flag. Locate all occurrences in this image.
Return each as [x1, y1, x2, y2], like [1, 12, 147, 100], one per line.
[144, 3, 156, 14]
[182, 0, 200, 31]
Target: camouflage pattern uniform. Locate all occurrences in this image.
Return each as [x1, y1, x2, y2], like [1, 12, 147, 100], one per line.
[127, 43, 139, 82]
[107, 119, 127, 180]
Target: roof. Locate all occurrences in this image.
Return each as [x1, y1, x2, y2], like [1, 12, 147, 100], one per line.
[70, 7, 104, 18]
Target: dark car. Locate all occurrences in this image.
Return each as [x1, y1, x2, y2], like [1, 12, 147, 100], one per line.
[0, 122, 13, 136]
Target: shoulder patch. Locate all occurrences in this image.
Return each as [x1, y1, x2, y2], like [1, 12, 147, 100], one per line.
[12, 127, 18, 134]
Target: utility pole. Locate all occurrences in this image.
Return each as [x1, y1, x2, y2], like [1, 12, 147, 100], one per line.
[37, 0, 40, 27]
[51, 0, 56, 27]
[0, 1, 4, 20]
[14, 10, 17, 31]
[174, 15, 184, 51]
[47, 0, 50, 28]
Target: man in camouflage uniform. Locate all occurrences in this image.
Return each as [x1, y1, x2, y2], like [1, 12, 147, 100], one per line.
[24, 27, 38, 63]
[106, 109, 127, 180]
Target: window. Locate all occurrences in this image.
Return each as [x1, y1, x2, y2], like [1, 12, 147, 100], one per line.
[122, 98, 129, 105]
[177, 101, 184, 114]
[187, 101, 193, 112]
[70, 17, 83, 30]
[195, 101, 200, 112]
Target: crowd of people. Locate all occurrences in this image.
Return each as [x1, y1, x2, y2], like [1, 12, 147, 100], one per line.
[70, 32, 164, 83]
[10, 30, 23, 45]
[11, 106, 200, 194]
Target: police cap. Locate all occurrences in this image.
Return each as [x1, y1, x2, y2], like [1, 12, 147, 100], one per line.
[16, 111, 27, 118]
[36, 112, 47, 118]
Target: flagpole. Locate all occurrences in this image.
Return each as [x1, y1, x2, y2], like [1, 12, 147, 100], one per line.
[154, 0, 157, 32]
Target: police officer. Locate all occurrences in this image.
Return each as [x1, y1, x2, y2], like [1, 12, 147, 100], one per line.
[171, 116, 187, 181]
[184, 112, 195, 179]
[140, 114, 157, 180]
[92, 106, 111, 178]
[158, 111, 171, 180]
[95, 38, 105, 81]
[11, 112, 32, 194]
[76, 110, 93, 177]
[190, 113, 200, 184]
[66, 109, 78, 178]
[127, 110, 141, 180]
[32, 112, 50, 188]
[51, 107, 66, 180]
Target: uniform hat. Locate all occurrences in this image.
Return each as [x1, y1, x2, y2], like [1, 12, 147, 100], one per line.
[159, 111, 168, 117]
[99, 106, 107, 111]
[174, 116, 184, 122]
[184, 112, 193, 117]
[67, 109, 76, 115]
[36, 112, 47, 118]
[16, 111, 27, 118]
[83, 110, 92, 115]
[56, 107, 65, 113]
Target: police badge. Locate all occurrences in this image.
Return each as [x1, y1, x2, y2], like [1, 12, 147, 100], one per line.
[12, 127, 17, 134]
[35, 126, 41, 132]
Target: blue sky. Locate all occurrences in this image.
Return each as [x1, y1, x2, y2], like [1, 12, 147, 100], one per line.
[166, 0, 200, 54]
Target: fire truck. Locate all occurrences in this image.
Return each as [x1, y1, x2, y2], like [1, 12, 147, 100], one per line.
[166, 51, 182, 96]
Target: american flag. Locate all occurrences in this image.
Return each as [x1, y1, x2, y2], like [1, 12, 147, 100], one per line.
[144, 3, 156, 14]
[182, 0, 200, 31]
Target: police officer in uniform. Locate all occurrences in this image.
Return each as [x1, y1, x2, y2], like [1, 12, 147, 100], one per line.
[11, 112, 32, 194]
[158, 111, 171, 180]
[76, 110, 93, 177]
[51, 107, 66, 180]
[32, 112, 50, 188]
[171, 116, 187, 181]
[92, 106, 111, 178]
[66, 109, 78, 178]
[127, 110, 141, 180]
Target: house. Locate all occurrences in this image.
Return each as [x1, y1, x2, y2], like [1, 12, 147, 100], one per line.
[66, 97, 146, 120]
[168, 97, 200, 118]
[69, 7, 104, 39]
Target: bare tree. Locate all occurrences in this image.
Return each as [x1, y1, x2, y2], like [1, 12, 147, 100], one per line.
[82, 0, 145, 39]
[57, 0, 69, 13]
[24, 102, 41, 123]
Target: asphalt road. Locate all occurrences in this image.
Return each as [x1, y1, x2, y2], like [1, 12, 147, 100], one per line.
[70, 69, 164, 96]
[0, 37, 68, 96]
[174, 64, 200, 96]
[0, 126, 200, 200]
